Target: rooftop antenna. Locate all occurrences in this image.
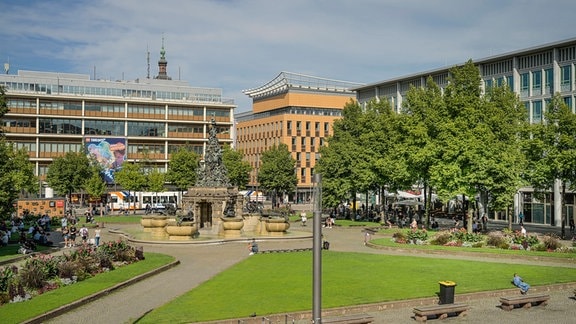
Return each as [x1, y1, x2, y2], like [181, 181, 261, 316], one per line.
[147, 45, 150, 79]
[4, 57, 9, 74]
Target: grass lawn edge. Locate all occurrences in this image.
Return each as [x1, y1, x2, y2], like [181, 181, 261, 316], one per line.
[1, 253, 179, 324]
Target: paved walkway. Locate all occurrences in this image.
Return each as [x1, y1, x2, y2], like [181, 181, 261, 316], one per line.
[36, 222, 576, 324]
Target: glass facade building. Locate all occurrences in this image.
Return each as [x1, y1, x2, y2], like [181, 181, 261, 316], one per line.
[0, 70, 235, 188]
[353, 38, 576, 228]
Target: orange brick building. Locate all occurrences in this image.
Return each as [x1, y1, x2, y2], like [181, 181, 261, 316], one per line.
[236, 72, 362, 203]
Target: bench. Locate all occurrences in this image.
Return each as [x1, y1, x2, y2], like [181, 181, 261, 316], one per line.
[499, 293, 550, 311]
[412, 303, 469, 322]
[322, 313, 374, 323]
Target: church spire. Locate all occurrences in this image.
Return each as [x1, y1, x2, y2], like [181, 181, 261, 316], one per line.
[155, 35, 171, 80]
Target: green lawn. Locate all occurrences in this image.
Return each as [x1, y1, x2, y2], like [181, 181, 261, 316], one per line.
[91, 215, 142, 224]
[138, 251, 576, 323]
[0, 252, 175, 323]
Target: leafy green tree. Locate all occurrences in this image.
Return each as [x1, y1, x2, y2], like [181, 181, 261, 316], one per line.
[0, 86, 8, 136]
[166, 147, 199, 192]
[316, 101, 364, 214]
[401, 77, 446, 226]
[46, 152, 91, 202]
[523, 93, 576, 237]
[146, 168, 166, 207]
[258, 143, 297, 208]
[429, 60, 527, 232]
[222, 144, 252, 190]
[84, 166, 108, 216]
[114, 162, 146, 213]
[0, 140, 37, 219]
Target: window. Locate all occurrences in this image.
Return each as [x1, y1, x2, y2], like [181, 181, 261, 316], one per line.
[532, 101, 542, 123]
[545, 68, 553, 89]
[532, 71, 542, 90]
[520, 73, 529, 91]
[561, 65, 571, 86]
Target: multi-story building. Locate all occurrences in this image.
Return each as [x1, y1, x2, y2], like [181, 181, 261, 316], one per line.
[352, 37, 576, 227]
[0, 47, 235, 196]
[236, 72, 363, 203]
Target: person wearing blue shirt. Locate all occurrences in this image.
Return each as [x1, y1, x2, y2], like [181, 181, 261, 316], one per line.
[512, 273, 530, 294]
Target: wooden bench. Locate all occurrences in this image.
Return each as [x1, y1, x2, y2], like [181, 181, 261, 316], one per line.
[412, 303, 469, 322]
[499, 293, 550, 311]
[322, 313, 374, 323]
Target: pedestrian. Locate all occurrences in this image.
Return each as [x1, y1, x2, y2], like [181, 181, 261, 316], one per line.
[79, 224, 89, 244]
[512, 273, 530, 294]
[520, 225, 527, 237]
[410, 218, 417, 231]
[69, 224, 77, 247]
[62, 226, 69, 248]
[300, 212, 307, 226]
[518, 211, 524, 225]
[94, 228, 101, 246]
[248, 238, 258, 255]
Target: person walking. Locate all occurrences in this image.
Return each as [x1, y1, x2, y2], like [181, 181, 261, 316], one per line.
[94, 228, 101, 246]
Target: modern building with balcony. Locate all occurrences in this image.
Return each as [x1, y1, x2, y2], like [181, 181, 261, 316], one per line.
[236, 71, 363, 204]
[352, 38, 576, 228]
[0, 47, 235, 193]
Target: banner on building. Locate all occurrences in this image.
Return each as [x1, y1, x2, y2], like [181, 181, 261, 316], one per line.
[85, 137, 126, 183]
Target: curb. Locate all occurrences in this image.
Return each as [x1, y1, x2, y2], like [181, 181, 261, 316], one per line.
[22, 259, 181, 324]
[196, 283, 576, 324]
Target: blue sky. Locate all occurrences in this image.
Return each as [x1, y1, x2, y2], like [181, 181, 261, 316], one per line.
[1, 0, 576, 111]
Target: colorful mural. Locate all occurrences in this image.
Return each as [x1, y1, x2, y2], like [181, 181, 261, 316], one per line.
[85, 137, 126, 183]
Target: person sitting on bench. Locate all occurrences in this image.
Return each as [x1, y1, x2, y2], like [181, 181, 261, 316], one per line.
[512, 273, 530, 294]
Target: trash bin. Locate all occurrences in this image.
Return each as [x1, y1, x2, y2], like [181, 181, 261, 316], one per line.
[439, 281, 456, 304]
[323, 240, 330, 250]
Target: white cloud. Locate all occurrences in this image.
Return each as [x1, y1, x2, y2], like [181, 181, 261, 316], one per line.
[1, 0, 576, 111]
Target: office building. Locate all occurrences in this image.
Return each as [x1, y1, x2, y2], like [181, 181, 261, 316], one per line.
[352, 38, 576, 227]
[0, 47, 235, 193]
[236, 71, 363, 203]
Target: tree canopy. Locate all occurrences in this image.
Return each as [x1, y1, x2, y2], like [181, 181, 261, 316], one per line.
[222, 144, 252, 190]
[166, 147, 199, 192]
[46, 152, 92, 198]
[258, 143, 297, 206]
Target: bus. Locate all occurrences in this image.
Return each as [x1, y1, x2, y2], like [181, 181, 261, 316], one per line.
[108, 191, 183, 211]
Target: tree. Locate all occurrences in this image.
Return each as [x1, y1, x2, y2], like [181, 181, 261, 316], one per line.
[523, 93, 576, 237]
[114, 162, 147, 213]
[46, 152, 91, 202]
[222, 144, 252, 189]
[401, 77, 447, 226]
[258, 143, 297, 208]
[146, 168, 166, 207]
[316, 101, 365, 214]
[166, 147, 199, 192]
[84, 166, 108, 216]
[429, 60, 527, 232]
[0, 86, 8, 136]
[0, 140, 37, 219]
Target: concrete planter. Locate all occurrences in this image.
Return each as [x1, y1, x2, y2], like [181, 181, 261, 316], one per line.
[165, 221, 197, 240]
[265, 217, 290, 235]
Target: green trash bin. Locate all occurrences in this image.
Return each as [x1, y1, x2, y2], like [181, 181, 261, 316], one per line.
[439, 281, 456, 304]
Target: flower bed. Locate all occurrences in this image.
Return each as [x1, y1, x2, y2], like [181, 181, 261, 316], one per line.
[390, 228, 574, 253]
[0, 239, 143, 306]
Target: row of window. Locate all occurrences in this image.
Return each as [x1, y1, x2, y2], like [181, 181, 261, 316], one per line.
[11, 141, 205, 159]
[525, 96, 574, 123]
[6, 98, 230, 118]
[4, 118, 230, 137]
[1, 81, 224, 103]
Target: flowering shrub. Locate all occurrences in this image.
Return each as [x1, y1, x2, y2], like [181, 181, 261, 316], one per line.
[430, 231, 452, 245]
[0, 239, 141, 307]
[392, 231, 407, 244]
[407, 229, 428, 242]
